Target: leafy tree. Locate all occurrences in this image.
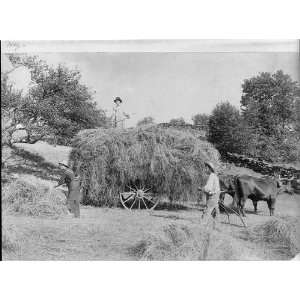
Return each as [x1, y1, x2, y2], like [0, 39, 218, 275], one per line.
[192, 113, 209, 128]
[241, 70, 298, 137]
[1, 74, 23, 146]
[168, 117, 186, 126]
[2, 54, 108, 145]
[207, 102, 248, 155]
[136, 116, 155, 127]
[295, 95, 300, 135]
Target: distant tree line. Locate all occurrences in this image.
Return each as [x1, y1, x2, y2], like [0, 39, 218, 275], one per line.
[156, 70, 299, 163]
[207, 71, 300, 163]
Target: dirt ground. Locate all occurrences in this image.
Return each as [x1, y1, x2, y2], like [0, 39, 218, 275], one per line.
[3, 192, 300, 261]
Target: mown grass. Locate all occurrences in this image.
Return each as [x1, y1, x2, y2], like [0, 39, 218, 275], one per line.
[2, 175, 68, 218]
[2, 218, 20, 253]
[2, 141, 299, 261]
[248, 215, 300, 257]
[129, 222, 260, 260]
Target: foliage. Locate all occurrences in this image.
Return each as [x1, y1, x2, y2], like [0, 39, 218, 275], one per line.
[168, 117, 186, 126]
[295, 97, 300, 134]
[192, 113, 209, 128]
[207, 102, 248, 155]
[1, 74, 23, 146]
[207, 71, 299, 163]
[247, 133, 300, 162]
[70, 126, 220, 207]
[136, 116, 155, 127]
[2, 54, 108, 146]
[241, 70, 298, 137]
[25, 63, 108, 144]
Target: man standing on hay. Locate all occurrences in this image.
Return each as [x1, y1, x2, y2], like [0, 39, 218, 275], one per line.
[201, 162, 221, 226]
[55, 161, 81, 218]
[111, 97, 130, 128]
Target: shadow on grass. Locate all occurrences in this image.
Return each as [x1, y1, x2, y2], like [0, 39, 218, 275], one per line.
[155, 201, 193, 211]
[149, 214, 186, 221]
[3, 145, 61, 182]
[220, 221, 245, 228]
[244, 209, 260, 215]
[115, 199, 200, 211]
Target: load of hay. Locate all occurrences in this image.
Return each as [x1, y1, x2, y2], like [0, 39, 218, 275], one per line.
[70, 126, 220, 206]
[2, 176, 68, 217]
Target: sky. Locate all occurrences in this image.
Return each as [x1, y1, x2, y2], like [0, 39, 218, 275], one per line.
[2, 40, 299, 127]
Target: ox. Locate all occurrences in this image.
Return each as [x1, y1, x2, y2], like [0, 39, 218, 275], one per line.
[235, 174, 291, 216]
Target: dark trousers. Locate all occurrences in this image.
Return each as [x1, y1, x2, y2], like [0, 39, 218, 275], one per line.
[67, 178, 81, 218]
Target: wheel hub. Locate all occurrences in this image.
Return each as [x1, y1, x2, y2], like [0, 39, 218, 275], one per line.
[136, 189, 144, 198]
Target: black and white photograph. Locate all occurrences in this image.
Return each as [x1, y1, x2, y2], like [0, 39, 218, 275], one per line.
[1, 39, 300, 261]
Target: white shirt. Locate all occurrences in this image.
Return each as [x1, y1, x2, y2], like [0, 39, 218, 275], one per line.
[203, 172, 220, 195]
[111, 105, 129, 128]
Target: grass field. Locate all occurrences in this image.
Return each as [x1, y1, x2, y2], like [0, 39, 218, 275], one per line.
[3, 192, 300, 260]
[2, 142, 300, 260]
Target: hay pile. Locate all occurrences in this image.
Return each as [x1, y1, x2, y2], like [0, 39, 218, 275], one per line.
[70, 126, 220, 206]
[250, 216, 300, 256]
[2, 176, 68, 217]
[2, 221, 20, 252]
[129, 223, 256, 260]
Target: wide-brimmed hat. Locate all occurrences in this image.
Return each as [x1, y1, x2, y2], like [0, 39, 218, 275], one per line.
[114, 97, 122, 103]
[58, 160, 69, 168]
[205, 161, 215, 172]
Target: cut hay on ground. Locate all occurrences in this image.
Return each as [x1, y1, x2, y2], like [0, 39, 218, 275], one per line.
[2, 176, 68, 217]
[70, 126, 220, 206]
[2, 221, 20, 252]
[249, 216, 300, 256]
[129, 223, 257, 260]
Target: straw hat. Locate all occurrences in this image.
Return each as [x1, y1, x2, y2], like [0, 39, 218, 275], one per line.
[58, 160, 69, 168]
[205, 161, 215, 172]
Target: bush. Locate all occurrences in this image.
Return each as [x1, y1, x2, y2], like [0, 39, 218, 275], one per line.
[277, 135, 300, 162]
[247, 133, 300, 163]
[70, 126, 221, 207]
[2, 176, 68, 217]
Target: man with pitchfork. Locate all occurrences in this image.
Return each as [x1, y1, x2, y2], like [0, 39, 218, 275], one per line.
[55, 160, 81, 218]
[199, 161, 221, 226]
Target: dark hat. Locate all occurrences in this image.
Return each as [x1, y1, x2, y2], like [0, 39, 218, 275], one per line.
[205, 161, 215, 172]
[114, 97, 122, 103]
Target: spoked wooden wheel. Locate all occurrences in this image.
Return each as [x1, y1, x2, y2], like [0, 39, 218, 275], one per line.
[119, 187, 159, 210]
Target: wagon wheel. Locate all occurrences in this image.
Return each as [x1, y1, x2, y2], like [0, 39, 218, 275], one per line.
[119, 187, 159, 210]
